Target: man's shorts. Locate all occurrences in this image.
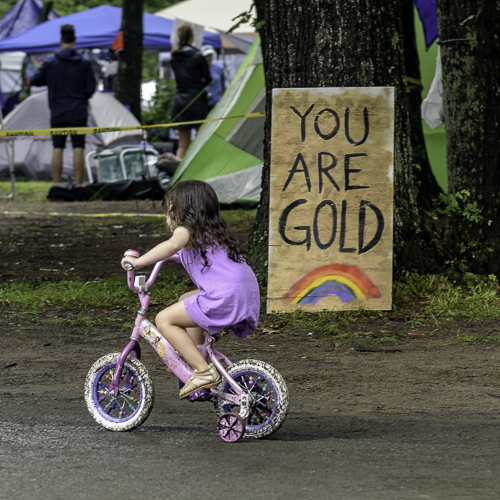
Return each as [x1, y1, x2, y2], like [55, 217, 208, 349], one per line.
[50, 118, 87, 149]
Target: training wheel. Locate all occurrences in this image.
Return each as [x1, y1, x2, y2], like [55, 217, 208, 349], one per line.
[217, 414, 245, 443]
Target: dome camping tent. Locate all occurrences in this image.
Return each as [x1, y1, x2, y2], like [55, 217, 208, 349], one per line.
[0, 89, 143, 181]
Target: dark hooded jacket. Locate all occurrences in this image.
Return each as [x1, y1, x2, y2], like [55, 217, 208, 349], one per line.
[31, 48, 96, 122]
[170, 45, 212, 125]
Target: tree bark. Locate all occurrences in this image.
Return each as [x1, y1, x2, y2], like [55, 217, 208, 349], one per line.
[114, 0, 144, 122]
[401, 0, 442, 209]
[436, 0, 500, 274]
[248, 0, 439, 283]
[37, 1, 53, 24]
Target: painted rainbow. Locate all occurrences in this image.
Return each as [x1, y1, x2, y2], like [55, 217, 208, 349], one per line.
[286, 264, 381, 305]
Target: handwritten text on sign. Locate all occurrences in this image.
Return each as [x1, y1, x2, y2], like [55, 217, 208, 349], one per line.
[268, 88, 394, 312]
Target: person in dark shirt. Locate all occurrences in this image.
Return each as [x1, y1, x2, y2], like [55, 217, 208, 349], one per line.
[31, 24, 96, 184]
[170, 23, 212, 159]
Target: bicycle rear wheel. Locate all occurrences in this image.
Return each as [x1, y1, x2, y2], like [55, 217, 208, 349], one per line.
[84, 352, 154, 432]
[215, 359, 289, 439]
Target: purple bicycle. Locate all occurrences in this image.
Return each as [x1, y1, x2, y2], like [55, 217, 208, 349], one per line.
[84, 250, 289, 442]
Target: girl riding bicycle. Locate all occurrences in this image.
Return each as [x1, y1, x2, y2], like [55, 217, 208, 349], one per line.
[121, 180, 260, 399]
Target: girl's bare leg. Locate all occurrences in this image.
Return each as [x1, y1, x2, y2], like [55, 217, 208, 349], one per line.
[179, 290, 205, 345]
[176, 129, 192, 159]
[155, 301, 208, 372]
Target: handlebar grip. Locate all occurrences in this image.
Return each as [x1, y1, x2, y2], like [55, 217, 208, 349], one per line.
[124, 249, 140, 258]
[123, 262, 133, 271]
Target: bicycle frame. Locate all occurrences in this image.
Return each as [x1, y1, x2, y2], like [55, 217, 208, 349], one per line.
[109, 252, 246, 408]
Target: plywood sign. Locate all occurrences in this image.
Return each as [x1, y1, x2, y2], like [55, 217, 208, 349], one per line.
[268, 87, 394, 312]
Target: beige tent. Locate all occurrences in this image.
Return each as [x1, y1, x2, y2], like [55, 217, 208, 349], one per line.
[156, 0, 254, 33]
[156, 0, 257, 53]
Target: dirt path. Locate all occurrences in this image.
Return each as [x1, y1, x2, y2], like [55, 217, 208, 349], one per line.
[1, 198, 500, 498]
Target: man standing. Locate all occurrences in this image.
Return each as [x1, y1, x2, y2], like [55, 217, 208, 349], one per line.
[31, 24, 96, 184]
[201, 45, 226, 112]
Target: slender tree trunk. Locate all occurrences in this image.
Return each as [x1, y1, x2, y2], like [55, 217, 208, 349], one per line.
[114, 0, 143, 122]
[402, 0, 442, 209]
[37, 1, 53, 24]
[436, 0, 500, 274]
[20, 1, 54, 102]
[248, 0, 439, 282]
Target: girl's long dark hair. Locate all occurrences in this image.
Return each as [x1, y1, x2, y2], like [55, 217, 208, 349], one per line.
[165, 180, 249, 268]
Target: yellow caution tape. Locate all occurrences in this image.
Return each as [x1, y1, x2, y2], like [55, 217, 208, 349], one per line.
[2, 211, 164, 218]
[0, 111, 265, 138]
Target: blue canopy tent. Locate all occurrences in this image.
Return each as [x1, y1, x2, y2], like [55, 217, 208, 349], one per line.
[0, 0, 59, 40]
[0, 4, 221, 52]
[0, 0, 59, 114]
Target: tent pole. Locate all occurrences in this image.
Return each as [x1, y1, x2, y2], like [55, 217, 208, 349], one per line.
[220, 39, 228, 80]
[8, 139, 17, 197]
[0, 103, 17, 198]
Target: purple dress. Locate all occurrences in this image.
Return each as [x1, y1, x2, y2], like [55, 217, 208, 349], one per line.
[179, 246, 260, 338]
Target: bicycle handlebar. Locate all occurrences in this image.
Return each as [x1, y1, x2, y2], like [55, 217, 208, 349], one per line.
[123, 249, 180, 293]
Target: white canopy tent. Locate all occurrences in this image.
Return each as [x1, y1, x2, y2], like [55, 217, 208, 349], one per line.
[156, 0, 254, 33]
[0, 51, 24, 96]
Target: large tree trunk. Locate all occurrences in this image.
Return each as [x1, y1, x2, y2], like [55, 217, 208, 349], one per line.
[402, 0, 442, 209]
[114, 0, 143, 122]
[436, 0, 500, 274]
[248, 0, 439, 283]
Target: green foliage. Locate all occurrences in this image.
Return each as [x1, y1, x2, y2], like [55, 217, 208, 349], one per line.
[430, 190, 491, 225]
[221, 209, 257, 232]
[0, 1, 183, 27]
[142, 77, 176, 133]
[427, 190, 493, 272]
[227, 2, 265, 34]
[142, 52, 158, 82]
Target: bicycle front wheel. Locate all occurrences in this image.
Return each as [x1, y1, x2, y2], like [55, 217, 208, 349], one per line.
[84, 352, 154, 432]
[215, 359, 289, 439]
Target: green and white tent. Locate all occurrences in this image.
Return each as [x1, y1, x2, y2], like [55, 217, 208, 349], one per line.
[170, 38, 265, 204]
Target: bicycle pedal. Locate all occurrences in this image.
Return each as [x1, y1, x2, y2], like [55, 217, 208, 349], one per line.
[187, 388, 212, 403]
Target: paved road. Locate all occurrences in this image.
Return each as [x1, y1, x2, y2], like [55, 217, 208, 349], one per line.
[1, 383, 499, 500]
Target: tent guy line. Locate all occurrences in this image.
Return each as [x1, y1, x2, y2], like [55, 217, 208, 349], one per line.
[0, 112, 266, 138]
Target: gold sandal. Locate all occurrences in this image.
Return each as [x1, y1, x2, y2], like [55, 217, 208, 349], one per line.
[179, 363, 222, 399]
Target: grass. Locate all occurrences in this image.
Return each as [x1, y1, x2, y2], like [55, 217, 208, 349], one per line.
[0, 273, 191, 311]
[394, 272, 500, 322]
[0, 180, 52, 202]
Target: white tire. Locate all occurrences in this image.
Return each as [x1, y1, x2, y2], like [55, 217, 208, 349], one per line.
[84, 352, 154, 432]
[216, 359, 289, 439]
